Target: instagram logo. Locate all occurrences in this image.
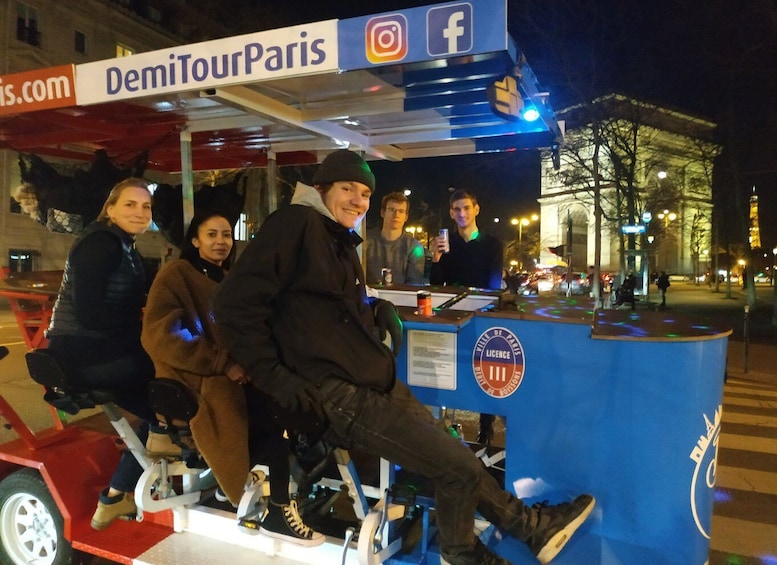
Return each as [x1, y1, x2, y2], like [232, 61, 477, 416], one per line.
[365, 14, 408, 64]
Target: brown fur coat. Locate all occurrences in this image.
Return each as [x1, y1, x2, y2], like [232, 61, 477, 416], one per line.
[141, 259, 248, 504]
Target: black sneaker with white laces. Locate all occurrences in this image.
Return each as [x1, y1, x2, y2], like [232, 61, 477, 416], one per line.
[259, 500, 324, 547]
[440, 537, 511, 565]
[526, 494, 595, 564]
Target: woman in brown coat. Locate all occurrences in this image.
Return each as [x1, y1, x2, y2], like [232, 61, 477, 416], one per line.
[141, 209, 322, 546]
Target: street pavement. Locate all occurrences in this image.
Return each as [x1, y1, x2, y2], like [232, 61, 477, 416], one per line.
[639, 282, 777, 384]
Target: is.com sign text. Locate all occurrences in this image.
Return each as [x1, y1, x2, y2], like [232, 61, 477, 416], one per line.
[0, 65, 76, 116]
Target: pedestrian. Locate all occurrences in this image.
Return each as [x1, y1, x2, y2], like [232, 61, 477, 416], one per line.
[656, 271, 671, 308]
[141, 209, 324, 545]
[615, 272, 637, 310]
[214, 150, 594, 565]
[364, 191, 427, 285]
[45, 178, 179, 530]
[429, 188, 504, 445]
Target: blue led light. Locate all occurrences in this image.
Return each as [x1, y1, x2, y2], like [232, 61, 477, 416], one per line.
[522, 108, 540, 122]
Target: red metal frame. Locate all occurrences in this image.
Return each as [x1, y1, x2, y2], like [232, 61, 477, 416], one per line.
[0, 289, 54, 350]
[0, 393, 174, 562]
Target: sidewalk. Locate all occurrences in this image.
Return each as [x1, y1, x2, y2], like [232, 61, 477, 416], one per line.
[644, 283, 777, 385]
[726, 341, 777, 385]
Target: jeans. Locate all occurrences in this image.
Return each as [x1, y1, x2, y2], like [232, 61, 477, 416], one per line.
[61, 348, 156, 493]
[318, 378, 532, 554]
[245, 387, 294, 505]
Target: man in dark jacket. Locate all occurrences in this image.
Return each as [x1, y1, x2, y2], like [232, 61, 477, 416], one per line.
[214, 150, 594, 565]
[430, 188, 504, 445]
[656, 271, 671, 308]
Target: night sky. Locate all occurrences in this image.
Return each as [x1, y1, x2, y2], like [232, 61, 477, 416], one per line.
[211, 0, 777, 244]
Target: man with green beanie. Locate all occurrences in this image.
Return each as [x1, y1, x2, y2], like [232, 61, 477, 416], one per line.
[215, 149, 594, 565]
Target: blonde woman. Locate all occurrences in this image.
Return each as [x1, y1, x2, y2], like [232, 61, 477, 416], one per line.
[47, 178, 174, 529]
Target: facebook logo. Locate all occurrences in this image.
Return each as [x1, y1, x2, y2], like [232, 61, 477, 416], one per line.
[427, 3, 473, 57]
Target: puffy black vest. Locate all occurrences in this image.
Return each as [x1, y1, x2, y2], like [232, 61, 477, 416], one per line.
[47, 222, 144, 339]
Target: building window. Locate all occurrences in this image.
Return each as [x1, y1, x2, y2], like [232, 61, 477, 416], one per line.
[146, 183, 161, 232]
[74, 30, 86, 54]
[8, 249, 38, 273]
[16, 2, 40, 47]
[116, 43, 134, 57]
[235, 213, 248, 241]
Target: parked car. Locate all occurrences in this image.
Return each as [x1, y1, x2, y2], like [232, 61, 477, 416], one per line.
[556, 275, 591, 295]
[536, 275, 555, 292]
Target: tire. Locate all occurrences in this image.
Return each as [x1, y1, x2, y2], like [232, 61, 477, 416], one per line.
[0, 467, 74, 565]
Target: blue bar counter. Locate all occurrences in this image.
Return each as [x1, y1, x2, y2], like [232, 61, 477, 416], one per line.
[393, 293, 729, 565]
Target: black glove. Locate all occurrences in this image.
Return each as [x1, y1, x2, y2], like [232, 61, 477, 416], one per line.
[252, 365, 323, 419]
[372, 298, 403, 357]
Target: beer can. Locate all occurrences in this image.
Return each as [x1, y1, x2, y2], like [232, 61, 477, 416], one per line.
[439, 228, 450, 253]
[381, 268, 393, 286]
[417, 290, 433, 316]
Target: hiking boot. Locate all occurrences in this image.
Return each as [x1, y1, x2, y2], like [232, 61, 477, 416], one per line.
[90, 488, 137, 530]
[259, 500, 324, 546]
[526, 495, 595, 564]
[441, 537, 511, 565]
[146, 430, 182, 458]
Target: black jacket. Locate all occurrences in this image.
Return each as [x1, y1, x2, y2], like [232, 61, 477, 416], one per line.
[430, 229, 503, 290]
[48, 221, 145, 340]
[46, 221, 147, 365]
[214, 184, 395, 392]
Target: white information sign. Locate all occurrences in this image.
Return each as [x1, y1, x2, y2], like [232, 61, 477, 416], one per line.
[407, 330, 457, 390]
[76, 21, 338, 105]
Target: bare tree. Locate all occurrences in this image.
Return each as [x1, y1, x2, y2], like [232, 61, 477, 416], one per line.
[514, 1, 679, 300]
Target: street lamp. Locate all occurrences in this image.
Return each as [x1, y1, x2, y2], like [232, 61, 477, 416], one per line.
[656, 209, 677, 271]
[511, 214, 539, 270]
[405, 225, 422, 241]
[656, 209, 677, 228]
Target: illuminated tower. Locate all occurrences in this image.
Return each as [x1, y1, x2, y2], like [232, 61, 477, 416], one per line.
[749, 186, 762, 248]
